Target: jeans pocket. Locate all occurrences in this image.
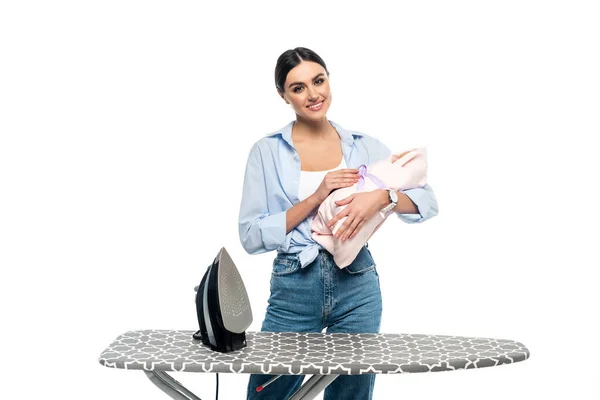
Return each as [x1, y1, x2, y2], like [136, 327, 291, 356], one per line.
[272, 253, 301, 276]
[343, 246, 376, 275]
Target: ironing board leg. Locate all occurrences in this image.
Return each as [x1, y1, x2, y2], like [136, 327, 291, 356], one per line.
[288, 374, 339, 400]
[144, 370, 203, 400]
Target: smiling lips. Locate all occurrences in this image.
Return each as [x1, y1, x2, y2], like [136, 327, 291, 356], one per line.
[307, 100, 324, 111]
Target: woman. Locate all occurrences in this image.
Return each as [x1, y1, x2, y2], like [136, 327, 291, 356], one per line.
[238, 47, 438, 400]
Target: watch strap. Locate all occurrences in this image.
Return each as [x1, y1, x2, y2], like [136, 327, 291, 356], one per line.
[380, 189, 397, 214]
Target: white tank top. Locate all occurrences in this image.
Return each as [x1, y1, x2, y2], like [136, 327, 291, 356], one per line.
[298, 157, 347, 203]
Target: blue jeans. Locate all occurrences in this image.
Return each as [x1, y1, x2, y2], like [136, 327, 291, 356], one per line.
[246, 246, 382, 400]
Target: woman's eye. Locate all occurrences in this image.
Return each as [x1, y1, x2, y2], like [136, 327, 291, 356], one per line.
[293, 79, 323, 93]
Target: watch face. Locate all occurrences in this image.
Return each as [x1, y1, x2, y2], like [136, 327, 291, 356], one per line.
[390, 190, 398, 203]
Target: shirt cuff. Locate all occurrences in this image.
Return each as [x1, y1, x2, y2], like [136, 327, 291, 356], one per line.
[259, 211, 288, 250]
[396, 212, 424, 223]
[394, 188, 431, 223]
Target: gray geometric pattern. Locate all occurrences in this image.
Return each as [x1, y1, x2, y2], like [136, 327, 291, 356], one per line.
[98, 330, 530, 375]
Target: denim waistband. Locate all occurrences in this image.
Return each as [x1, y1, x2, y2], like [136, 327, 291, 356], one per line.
[275, 243, 368, 259]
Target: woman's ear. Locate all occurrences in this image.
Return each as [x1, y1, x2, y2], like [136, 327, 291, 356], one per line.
[277, 89, 288, 104]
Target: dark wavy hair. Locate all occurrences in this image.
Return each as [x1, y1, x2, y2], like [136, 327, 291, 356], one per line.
[275, 47, 330, 93]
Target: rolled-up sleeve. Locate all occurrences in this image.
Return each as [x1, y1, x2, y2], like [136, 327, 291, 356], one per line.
[363, 135, 439, 224]
[396, 183, 439, 223]
[238, 144, 287, 254]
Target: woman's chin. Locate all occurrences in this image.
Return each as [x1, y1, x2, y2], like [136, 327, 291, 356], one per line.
[300, 107, 330, 121]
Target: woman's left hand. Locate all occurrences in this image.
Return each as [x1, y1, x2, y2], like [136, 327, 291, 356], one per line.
[326, 190, 387, 241]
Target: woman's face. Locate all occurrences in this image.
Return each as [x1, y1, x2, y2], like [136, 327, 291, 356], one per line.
[279, 61, 332, 121]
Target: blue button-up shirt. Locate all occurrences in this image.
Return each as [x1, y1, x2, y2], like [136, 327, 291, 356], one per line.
[238, 120, 439, 268]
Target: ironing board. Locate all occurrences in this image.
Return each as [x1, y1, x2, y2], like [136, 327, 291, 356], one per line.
[98, 329, 530, 400]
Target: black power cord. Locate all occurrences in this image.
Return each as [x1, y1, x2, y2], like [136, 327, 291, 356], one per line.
[215, 373, 219, 400]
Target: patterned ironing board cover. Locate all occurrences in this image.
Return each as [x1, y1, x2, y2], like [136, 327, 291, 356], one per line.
[98, 330, 529, 375]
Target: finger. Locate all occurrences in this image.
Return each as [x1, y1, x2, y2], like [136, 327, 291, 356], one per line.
[327, 216, 337, 230]
[331, 209, 351, 231]
[333, 220, 348, 239]
[333, 176, 358, 183]
[342, 216, 362, 241]
[327, 209, 349, 230]
[327, 209, 348, 231]
[334, 217, 351, 239]
[330, 174, 358, 183]
[331, 173, 358, 182]
[348, 220, 366, 240]
[335, 178, 359, 187]
[332, 171, 359, 179]
[335, 194, 354, 205]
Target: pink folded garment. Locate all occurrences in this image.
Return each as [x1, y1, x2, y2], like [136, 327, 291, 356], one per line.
[310, 147, 428, 269]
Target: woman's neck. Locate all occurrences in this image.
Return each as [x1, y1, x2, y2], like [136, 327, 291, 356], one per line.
[292, 116, 335, 140]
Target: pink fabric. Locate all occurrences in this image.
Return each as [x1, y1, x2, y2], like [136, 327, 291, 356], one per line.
[310, 147, 428, 268]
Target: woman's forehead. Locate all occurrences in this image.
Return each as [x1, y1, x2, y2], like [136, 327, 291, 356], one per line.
[285, 62, 326, 85]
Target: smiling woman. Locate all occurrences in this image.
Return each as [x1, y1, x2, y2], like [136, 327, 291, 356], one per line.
[276, 57, 332, 120]
[239, 47, 439, 400]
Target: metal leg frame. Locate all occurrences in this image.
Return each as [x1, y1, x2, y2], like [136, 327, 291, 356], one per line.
[143, 370, 339, 400]
[288, 374, 339, 400]
[144, 370, 203, 400]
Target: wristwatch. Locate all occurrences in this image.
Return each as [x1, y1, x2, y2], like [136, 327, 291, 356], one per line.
[380, 189, 398, 214]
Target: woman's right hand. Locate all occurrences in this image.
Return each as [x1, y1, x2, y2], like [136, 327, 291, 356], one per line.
[313, 168, 360, 203]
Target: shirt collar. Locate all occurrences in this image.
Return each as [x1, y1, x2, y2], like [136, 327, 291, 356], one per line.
[266, 119, 360, 149]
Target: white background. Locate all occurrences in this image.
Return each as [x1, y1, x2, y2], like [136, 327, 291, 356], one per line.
[1, 1, 599, 399]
